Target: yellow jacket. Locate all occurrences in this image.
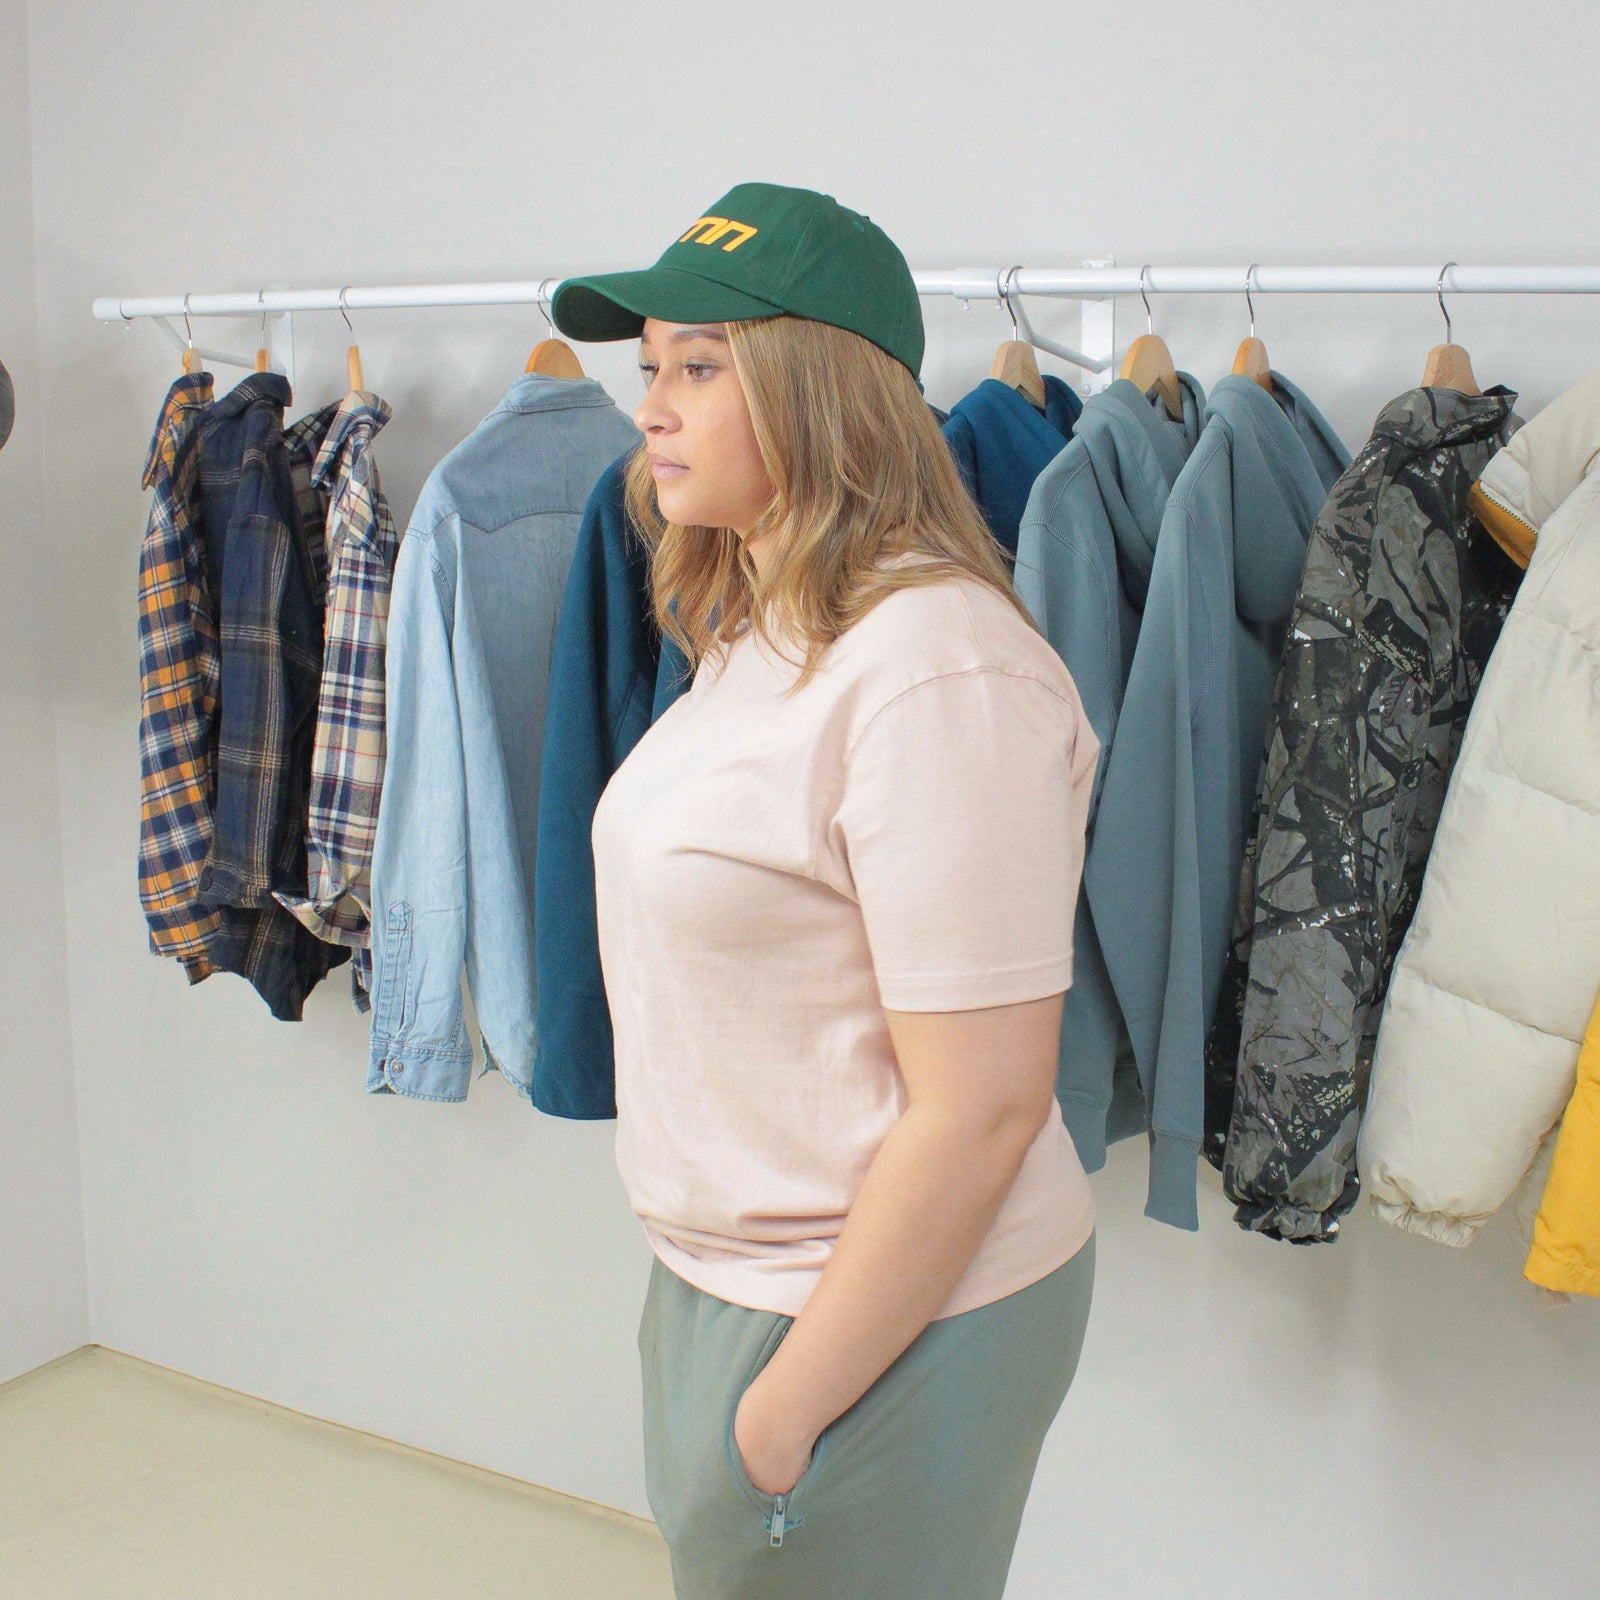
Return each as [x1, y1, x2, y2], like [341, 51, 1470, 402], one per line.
[1526, 985, 1600, 1296]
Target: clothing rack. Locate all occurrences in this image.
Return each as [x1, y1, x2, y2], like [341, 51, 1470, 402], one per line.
[92, 263, 1600, 392]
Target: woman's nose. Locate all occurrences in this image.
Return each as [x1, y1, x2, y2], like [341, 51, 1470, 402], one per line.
[634, 393, 674, 435]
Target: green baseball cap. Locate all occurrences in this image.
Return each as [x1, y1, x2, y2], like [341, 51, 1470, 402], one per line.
[550, 181, 925, 381]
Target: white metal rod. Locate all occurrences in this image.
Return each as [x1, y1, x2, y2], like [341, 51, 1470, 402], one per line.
[91, 264, 1600, 324]
[920, 265, 1600, 300]
[95, 280, 567, 321]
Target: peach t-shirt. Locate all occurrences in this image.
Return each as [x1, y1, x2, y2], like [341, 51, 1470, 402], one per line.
[590, 552, 1099, 1318]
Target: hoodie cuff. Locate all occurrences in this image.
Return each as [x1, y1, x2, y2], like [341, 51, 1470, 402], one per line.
[1145, 1132, 1201, 1231]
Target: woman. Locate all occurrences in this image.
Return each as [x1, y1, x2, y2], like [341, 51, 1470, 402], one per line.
[551, 181, 1099, 1599]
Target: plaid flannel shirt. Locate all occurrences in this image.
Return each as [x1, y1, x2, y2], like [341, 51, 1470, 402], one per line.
[136, 371, 222, 980]
[189, 372, 349, 1019]
[273, 391, 397, 1010]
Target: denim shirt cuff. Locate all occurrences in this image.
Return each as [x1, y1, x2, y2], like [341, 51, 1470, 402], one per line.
[366, 1034, 474, 1102]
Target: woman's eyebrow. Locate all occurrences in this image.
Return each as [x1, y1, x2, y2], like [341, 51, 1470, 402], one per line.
[640, 326, 729, 350]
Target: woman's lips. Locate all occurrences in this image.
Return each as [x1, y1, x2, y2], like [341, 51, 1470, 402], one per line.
[650, 458, 688, 478]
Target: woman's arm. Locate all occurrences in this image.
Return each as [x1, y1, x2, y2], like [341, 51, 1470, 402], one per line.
[737, 990, 1065, 1483]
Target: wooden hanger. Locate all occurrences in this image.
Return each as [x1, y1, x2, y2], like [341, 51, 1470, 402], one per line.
[254, 292, 271, 372]
[525, 338, 586, 378]
[525, 292, 586, 377]
[1119, 266, 1183, 420]
[1421, 263, 1479, 395]
[339, 286, 365, 393]
[1232, 338, 1271, 387]
[1231, 263, 1274, 393]
[180, 293, 203, 374]
[1422, 344, 1479, 393]
[991, 340, 1046, 410]
[991, 267, 1047, 411]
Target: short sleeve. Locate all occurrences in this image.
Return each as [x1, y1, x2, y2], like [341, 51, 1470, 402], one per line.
[827, 668, 1097, 1011]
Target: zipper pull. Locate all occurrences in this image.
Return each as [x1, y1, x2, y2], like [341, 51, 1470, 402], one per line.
[769, 1492, 788, 1546]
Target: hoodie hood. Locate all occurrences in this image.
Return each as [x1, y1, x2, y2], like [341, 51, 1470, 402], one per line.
[941, 374, 1084, 555]
[1080, 373, 1207, 609]
[1203, 372, 1351, 625]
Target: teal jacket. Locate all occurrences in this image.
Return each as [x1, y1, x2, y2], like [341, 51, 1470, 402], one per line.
[1013, 375, 1207, 1172]
[1082, 373, 1350, 1229]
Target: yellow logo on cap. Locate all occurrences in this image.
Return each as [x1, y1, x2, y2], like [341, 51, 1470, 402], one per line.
[678, 216, 759, 250]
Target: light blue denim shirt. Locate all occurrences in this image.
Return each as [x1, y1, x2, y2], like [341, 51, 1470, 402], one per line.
[367, 374, 641, 1101]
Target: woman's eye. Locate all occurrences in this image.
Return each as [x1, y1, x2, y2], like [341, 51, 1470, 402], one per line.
[636, 359, 715, 387]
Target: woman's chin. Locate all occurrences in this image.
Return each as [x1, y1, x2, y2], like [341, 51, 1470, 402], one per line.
[657, 487, 711, 523]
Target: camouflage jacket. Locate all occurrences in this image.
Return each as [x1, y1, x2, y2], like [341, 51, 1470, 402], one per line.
[1205, 385, 1524, 1242]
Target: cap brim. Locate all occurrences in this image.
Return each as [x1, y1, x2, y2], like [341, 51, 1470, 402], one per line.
[550, 265, 786, 343]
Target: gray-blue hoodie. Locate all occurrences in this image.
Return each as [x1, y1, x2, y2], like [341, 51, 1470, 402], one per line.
[1086, 372, 1350, 1229]
[1013, 374, 1207, 1173]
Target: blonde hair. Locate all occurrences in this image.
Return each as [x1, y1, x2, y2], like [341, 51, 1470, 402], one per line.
[622, 313, 1043, 696]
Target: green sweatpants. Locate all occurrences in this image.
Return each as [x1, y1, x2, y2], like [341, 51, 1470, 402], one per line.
[638, 1233, 1095, 1599]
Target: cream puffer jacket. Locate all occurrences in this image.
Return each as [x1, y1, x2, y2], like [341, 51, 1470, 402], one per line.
[1359, 372, 1600, 1246]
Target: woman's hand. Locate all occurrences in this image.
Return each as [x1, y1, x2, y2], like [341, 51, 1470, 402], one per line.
[732, 1374, 819, 1497]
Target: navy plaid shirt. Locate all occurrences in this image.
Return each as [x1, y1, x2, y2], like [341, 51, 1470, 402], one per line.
[191, 371, 349, 1019]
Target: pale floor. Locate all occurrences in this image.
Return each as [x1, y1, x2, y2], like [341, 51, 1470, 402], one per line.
[0, 1345, 675, 1599]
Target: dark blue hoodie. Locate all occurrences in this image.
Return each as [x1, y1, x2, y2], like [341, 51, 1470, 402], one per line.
[941, 374, 1083, 557]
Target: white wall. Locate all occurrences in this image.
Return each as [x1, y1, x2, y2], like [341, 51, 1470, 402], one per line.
[18, 1, 1600, 1594]
[0, 0, 87, 1384]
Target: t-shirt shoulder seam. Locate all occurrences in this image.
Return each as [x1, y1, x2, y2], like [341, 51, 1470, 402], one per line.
[842, 658, 1077, 766]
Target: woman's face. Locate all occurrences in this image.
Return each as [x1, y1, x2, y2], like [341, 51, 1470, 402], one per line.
[634, 318, 774, 541]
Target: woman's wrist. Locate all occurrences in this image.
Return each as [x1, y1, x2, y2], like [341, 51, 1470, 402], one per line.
[741, 1364, 825, 1454]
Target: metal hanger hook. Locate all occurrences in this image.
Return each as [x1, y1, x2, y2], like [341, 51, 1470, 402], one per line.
[338, 286, 356, 341]
[1138, 265, 1153, 336]
[182, 292, 194, 349]
[257, 288, 269, 346]
[1436, 262, 1457, 343]
[537, 279, 557, 338]
[1244, 263, 1260, 339]
[998, 264, 1024, 340]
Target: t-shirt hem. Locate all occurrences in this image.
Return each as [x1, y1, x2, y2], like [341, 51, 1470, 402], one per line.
[875, 954, 1073, 1011]
[642, 1203, 1096, 1322]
